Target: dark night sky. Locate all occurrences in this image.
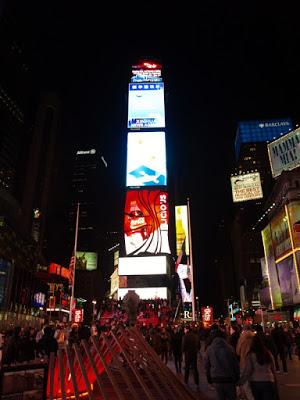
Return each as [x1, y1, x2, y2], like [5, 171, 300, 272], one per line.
[11, 3, 300, 310]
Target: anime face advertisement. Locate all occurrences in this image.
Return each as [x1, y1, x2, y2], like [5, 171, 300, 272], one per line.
[124, 190, 171, 256]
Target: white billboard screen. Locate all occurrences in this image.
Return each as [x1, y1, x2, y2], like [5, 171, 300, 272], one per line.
[118, 287, 167, 300]
[268, 128, 300, 178]
[126, 131, 167, 187]
[231, 172, 263, 202]
[119, 256, 167, 275]
[128, 83, 165, 129]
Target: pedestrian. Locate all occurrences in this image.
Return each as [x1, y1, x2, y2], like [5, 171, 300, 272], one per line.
[295, 327, 300, 361]
[160, 327, 169, 364]
[271, 323, 288, 373]
[204, 328, 239, 400]
[229, 324, 241, 351]
[39, 326, 58, 358]
[283, 326, 293, 360]
[239, 334, 278, 400]
[236, 328, 255, 400]
[182, 325, 200, 389]
[170, 325, 183, 373]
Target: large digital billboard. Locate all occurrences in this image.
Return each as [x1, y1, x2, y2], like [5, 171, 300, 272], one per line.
[128, 83, 165, 129]
[262, 224, 282, 308]
[131, 61, 162, 83]
[287, 200, 300, 248]
[119, 256, 167, 275]
[268, 128, 300, 178]
[270, 208, 291, 259]
[126, 131, 167, 187]
[175, 206, 189, 255]
[277, 256, 300, 305]
[177, 264, 193, 303]
[75, 252, 98, 271]
[118, 287, 167, 300]
[124, 190, 171, 256]
[231, 172, 263, 202]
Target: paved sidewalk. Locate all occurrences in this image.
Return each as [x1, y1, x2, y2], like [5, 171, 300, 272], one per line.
[166, 351, 300, 400]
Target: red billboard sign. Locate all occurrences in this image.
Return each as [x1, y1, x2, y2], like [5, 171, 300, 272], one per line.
[202, 307, 213, 326]
[124, 190, 171, 255]
[73, 308, 83, 323]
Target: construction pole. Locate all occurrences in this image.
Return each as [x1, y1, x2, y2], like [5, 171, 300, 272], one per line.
[187, 198, 196, 321]
[69, 203, 80, 322]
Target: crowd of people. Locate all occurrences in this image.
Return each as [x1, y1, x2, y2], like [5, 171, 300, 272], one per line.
[0, 298, 300, 400]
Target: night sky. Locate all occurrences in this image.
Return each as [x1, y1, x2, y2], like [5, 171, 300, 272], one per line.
[11, 3, 300, 310]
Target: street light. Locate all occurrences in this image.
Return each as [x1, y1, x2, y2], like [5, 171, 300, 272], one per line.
[195, 297, 199, 320]
[92, 300, 97, 321]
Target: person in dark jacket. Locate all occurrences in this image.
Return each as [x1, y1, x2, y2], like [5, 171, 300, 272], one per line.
[204, 329, 240, 400]
[170, 325, 183, 373]
[2, 327, 22, 365]
[39, 326, 58, 358]
[182, 326, 200, 388]
[271, 324, 288, 373]
[229, 324, 241, 351]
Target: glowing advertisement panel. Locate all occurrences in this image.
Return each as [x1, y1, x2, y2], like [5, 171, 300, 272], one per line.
[268, 128, 300, 178]
[177, 264, 192, 303]
[118, 287, 167, 300]
[231, 172, 263, 202]
[124, 190, 171, 256]
[128, 83, 165, 129]
[270, 208, 291, 259]
[119, 256, 167, 275]
[175, 205, 189, 256]
[76, 252, 98, 270]
[287, 201, 300, 248]
[259, 258, 271, 307]
[262, 224, 282, 308]
[126, 131, 167, 187]
[276, 256, 300, 305]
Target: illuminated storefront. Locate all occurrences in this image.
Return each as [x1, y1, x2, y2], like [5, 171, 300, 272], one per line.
[261, 201, 300, 309]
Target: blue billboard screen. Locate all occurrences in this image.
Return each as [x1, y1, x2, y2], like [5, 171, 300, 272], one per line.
[126, 131, 167, 187]
[128, 83, 165, 129]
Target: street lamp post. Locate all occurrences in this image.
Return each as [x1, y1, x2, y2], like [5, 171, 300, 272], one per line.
[196, 296, 199, 320]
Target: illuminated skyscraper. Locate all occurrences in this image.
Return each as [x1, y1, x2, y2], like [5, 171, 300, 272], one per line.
[117, 60, 172, 300]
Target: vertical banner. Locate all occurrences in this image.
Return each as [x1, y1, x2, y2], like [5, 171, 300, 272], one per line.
[175, 205, 189, 256]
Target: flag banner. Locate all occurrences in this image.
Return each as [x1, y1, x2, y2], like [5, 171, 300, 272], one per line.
[68, 253, 76, 286]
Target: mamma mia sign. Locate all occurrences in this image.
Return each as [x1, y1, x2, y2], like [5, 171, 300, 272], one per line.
[268, 128, 300, 178]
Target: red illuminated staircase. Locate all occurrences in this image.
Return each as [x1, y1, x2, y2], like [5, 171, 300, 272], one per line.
[47, 327, 202, 399]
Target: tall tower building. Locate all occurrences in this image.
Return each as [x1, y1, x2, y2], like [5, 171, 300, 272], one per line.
[117, 60, 172, 300]
[68, 148, 107, 318]
[230, 118, 293, 308]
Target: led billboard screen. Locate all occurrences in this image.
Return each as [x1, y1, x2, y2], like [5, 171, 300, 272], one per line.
[231, 172, 263, 202]
[276, 256, 300, 305]
[119, 256, 167, 275]
[126, 131, 167, 187]
[268, 128, 300, 178]
[118, 287, 167, 300]
[124, 190, 171, 256]
[175, 206, 189, 255]
[287, 200, 300, 247]
[270, 208, 291, 259]
[76, 252, 98, 271]
[177, 264, 193, 302]
[128, 83, 165, 129]
[262, 224, 282, 308]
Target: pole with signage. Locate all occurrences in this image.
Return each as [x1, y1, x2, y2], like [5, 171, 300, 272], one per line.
[69, 203, 80, 322]
[187, 198, 196, 321]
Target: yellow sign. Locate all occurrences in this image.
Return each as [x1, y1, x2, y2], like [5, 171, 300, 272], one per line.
[175, 206, 189, 255]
